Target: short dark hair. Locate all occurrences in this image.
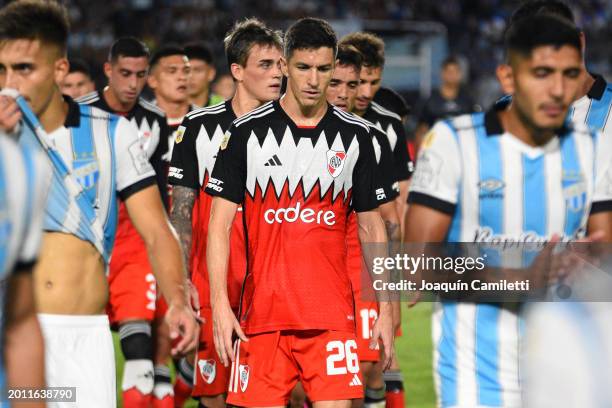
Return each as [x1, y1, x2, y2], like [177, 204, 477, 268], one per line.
[224, 18, 282, 68]
[284, 17, 337, 61]
[373, 87, 410, 118]
[109, 37, 150, 62]
[149, 45, 186, 70]
[510, 0, 575, 25]
[68, 58, 91, 78]
[184, 42, 214, 65]
[340, 32, 385, 68]
[336, 44, 362, 72]
[505, 14, 581, 61]
[0, 0, 69, 55]
[442, 55, 460, 69]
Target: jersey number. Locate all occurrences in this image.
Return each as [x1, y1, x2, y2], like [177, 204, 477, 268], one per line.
[360, 308, 378, 340]
[326, 340, 359, 375]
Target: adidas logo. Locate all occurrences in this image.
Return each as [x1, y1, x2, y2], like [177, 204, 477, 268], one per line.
[264, 154, 282, 166]
[349, 374, 362, 387]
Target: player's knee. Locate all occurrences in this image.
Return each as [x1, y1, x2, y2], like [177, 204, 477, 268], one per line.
[119, 321, 153, 360]
[364, 385, 386, 408]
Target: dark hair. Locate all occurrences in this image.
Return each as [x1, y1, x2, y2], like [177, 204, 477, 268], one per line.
[109, 37, 149, 62]
[0, 0, 69, 55]
[442, 55, 460, 69]
[505, 14, 580, 60]
[336, 44, 362, 72]
[149, 45, 186, 70]
[284, 17, 337, 60]
[510, 0, 575, 25]
[68, 58, 91, 78]
[340, 32, 385, 68]
[373, 87, 410, 117]
[224, 18, 282, 68]
[184, 42, 214, 65]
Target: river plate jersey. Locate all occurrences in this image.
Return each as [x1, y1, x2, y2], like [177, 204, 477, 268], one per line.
[408, 102, 612, 407]
[205, 100, 380, 334]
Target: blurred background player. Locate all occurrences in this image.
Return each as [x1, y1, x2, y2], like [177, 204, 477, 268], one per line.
[414, 56, 478, 154]
[0, 133, 49, 408]
[340, 31, 409, 408]
[77, 36, 172, 408]
[184, 42, 224, 108]
[212, 72, 236, 101]
[169, 18, 283, 408]
[59, 58, 94, 99]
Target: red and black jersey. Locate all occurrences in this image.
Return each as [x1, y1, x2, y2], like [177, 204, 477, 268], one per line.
[206, 99, 380, 335]
[366, 121, 400, 203]
[363, 101, 413, 182]
[168, 100, 245, 310]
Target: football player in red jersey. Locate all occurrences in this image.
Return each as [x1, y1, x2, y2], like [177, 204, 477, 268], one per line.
[169, 19, 283, 408]
[207, 18, 394, 408]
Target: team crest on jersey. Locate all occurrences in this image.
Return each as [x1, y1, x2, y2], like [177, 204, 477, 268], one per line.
[73, 161, 100, 190]
[563, 180, 587, 213]
[198, 359, 216, 384]
[175, 126, 186, 144]
[326, 150, 346, 178]
[239, 364, 249, 392]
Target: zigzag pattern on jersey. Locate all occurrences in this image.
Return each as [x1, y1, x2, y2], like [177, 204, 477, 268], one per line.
[130, 114, 161, 158]
[195, 123, 226, 186]
[185, 101, 226, 120]
[245, 127, 360, 201]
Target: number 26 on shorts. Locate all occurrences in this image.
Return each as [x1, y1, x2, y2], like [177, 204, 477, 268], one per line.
[326, 340, 359, 375]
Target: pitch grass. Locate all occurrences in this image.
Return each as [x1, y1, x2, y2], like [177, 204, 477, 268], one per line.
[113, 302, 435, 408]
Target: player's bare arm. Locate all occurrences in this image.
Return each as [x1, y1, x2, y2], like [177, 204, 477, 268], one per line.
[587, 211, 612, 242]
[207, 196, 247, 367]
[169, 185, 198, 268]
[379, 201, 400, 242]
[124, 184, 198, 355]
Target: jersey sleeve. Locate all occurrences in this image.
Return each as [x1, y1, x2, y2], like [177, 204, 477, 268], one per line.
[150, 116, 170, 208]
[205, 124, 247, 204]
[352, 129, 379, 213]
[113, 116, 157, 200]
[390, 119, 412, 181]
[591, 128, 612, 213]
[408, 121, 461, 215]
[371, 126, 399, 203]
[169, 117, 200, 190]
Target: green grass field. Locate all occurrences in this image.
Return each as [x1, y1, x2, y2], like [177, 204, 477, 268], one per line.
[113, 303, 435, 408]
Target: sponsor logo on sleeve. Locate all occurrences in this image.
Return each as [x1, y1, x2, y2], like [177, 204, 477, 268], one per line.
[128, 140, 150, 175]
[206, 177, 224, 192]
[168, 167, 183, 180]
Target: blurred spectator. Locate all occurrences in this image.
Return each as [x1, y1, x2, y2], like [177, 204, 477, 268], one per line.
[212, 73, 236, 100]
[184, 42, 223, 107]
[60, 58, 95, 99]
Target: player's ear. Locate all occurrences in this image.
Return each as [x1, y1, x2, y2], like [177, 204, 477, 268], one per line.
[147, 74, 158, 90]
[496, 63, 514, 94]
[230, 63, 243, 83]
[280, 57, 288, 77]
[54, 57, 69, 86]
[103, 62, 112, 79]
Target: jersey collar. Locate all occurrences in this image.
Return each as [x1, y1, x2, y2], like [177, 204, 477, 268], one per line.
[64, 95, 81, 128]
[587, 73, 606, 100]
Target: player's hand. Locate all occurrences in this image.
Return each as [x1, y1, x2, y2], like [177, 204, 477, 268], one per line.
[212, 299, 248, 367]
[0, 95, 21, 133]
[371, 301, 395, 371]
[165, 300, 199, 356]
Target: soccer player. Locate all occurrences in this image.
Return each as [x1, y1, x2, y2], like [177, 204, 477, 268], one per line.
[326, 43, 398, 408]
[60, 58, 95, 99]
[207, 17, 394, 407]
[340, 32, 409, 408]
[0, 2, 198, 406]
[0, 133, 49, 408]
[77, 37, 172, 407]
[169, 18, 283, 408]
[404, 15, 612, 407]
[212, 73, 236, 101]
[184, 42, 224, 108]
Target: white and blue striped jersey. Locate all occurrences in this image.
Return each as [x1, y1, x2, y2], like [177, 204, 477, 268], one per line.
[571, 74, 612, 136]
[18, 96, 156, 264]
[408, 101, 612, 407]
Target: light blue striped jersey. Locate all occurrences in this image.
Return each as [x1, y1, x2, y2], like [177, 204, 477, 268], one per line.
[18, 96, 156, 264]
[571, 74, 612, 142]
[409, 102, 612, 407]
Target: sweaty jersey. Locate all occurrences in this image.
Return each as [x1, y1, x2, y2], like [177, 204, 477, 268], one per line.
[206, 99, 380, 334]
[19, 96, 156, 264]
[408, 101, 612, 407]
[363, 101, 413, 181]
[168, 100, 245, 309]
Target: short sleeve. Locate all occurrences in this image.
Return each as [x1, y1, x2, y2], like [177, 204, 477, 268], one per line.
[371, 127, 399, 203]
[169, 117, 200, 190]
[113, 116, 156, 200]
[390, 119, 412, 181]
[408, 121, 461, 215]
[150, 117, 170, 208]
[591, 128, 612, 213]
[352, 130, 379, 213]
[205, 124, 247, 204]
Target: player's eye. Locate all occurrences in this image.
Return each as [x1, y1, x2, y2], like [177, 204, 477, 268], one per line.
[15, 64, 33, 74]
[533, 68, 552, 78]
[348, 82, 358, 89]
[564, 68, 581, 79]
[318, 66, 332, 73]
[260, 61, 271, 68]
[329, 80, 339, 87]
[137, 72, 146, 78]
[296, 64, 309, 71]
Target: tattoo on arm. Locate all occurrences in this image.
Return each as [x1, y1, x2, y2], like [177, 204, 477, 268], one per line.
[385, 221, 401, 242]
[170, 186, 197, 272]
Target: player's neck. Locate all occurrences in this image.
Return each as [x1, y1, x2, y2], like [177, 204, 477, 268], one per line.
[440, 83, 459, 100]
[39, 89, 69, 134]
[499, 104, 555, 147]
[280, 90, 327, 127]
[232, 86, 265, 117]
[103, 86, 135, 113]
[190, 87, 210, 108]
[156, 95, 189, 120]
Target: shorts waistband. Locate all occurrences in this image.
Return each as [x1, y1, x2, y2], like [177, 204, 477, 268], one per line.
[38, 313, 110, 328]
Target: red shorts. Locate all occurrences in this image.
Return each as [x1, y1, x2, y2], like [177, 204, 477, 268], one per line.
[107, 247, 157, 325]
[193, 308, 231, 397]
[355, 300, 380, 362]
[227, 330, 363, 406]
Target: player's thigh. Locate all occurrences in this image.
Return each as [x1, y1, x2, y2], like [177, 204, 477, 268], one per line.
[313, 400, 353, 408]
[193, 308, 230, 398]
[200, 394, 226, 408]
[107, 259, 157, 324]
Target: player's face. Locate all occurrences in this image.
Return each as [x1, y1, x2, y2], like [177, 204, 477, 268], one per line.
[106, 56, 148, 106]
[60, 71, 94, 99]
[509, 45, 582, 132]
[326, 64, 359, 112]
[0, 39, 67, 116]
[149, 55, 190, 103]
[354, 66, 382, 114]
[239, 44, 282, 103]
[188, 58, 215, 98]
[283, 47, 334, 108]
[441, 63, 462, 87]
